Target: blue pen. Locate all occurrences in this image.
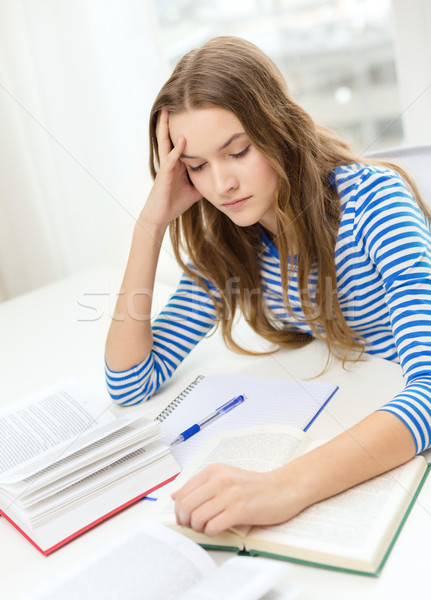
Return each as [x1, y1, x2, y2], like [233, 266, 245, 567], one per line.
[169, 394, 246, 446]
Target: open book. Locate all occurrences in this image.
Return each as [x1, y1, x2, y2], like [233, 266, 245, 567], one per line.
[26, 520, 299, 600]
[0, 380, 180, 555]
[157, 424, 429, 576]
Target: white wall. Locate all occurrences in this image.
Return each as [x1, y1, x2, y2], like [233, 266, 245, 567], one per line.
[0, 0, 180, 301]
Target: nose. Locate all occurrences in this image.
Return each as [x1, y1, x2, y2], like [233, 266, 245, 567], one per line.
[212, 164, 238, 196]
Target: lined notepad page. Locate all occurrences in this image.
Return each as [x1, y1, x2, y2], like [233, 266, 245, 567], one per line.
[159, 373, 337, 469]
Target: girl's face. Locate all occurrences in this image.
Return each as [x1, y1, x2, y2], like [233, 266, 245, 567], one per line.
[169, 107, 279, 234]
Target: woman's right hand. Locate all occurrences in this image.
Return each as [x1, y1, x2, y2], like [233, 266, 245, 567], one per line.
[139, 109, 202, 229]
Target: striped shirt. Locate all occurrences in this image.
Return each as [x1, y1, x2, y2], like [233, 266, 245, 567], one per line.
[105, 164, 431, 454]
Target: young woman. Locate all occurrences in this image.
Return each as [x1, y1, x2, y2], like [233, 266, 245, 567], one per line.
[105, 36, 431, 536]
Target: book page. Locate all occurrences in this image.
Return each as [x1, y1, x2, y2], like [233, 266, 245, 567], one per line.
[0, 380, 139, 484]
[26, 520, 216, 600]
[17, 425, 161, 507]
[15, 420, 161, 500]
[173, 424, 307, 484]
[177, 556, 293, 600]
[247, 457, 427, 570]
[27, 521, 299, 600]
[188, 425, 307, 473]
[27, 443, 172, 527]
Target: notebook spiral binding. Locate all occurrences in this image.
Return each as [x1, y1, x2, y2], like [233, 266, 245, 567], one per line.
[156, 375, 205, 422]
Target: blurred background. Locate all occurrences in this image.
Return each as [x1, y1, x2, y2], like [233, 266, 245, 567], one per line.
[0, 0, 430, 302]
[157, 0, 402, 151]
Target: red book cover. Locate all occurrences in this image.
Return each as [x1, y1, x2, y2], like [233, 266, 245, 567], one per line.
[0, 472, 179, 555]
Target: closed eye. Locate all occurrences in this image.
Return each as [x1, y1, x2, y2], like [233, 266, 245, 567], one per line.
[188, 162, 207, 172]
[186, 145, 251, 172]
[231, 145, 251, 159]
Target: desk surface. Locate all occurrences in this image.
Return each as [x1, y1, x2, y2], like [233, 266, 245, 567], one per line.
[1, 266, 430, 599]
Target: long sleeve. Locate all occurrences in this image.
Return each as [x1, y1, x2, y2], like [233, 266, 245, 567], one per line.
[352, 167, 431, 453]
[105, 269, 219, 405]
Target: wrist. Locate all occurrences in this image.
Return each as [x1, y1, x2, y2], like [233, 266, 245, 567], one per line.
[134, 217, 167, 245]
[273, 456, 323, 516]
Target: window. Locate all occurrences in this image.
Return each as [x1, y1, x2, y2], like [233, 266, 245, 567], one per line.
[154, 0, 403, 153]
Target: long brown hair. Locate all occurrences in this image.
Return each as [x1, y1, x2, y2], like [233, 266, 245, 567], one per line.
[149, 36, 425, 361]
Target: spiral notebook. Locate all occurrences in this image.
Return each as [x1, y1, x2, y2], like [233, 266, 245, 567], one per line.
[156, 373, 338, 469]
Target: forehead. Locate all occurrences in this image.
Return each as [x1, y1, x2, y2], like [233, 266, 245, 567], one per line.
[168, 107, 245, 153]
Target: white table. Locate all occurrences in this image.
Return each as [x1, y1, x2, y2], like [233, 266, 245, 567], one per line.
[1, 266, 430, 599]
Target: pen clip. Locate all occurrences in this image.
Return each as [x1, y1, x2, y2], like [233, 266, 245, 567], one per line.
[217, 394, 245, 414]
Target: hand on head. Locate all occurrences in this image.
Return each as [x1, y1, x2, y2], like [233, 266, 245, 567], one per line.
[139, 109, 202, 230]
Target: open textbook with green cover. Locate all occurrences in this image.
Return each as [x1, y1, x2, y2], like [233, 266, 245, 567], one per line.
[156, 424, 430, 576]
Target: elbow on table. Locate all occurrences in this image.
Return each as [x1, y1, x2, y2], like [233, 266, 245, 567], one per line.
[104, 356, 156, 406]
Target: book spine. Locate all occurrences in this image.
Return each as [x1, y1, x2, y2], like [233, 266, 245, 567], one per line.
[156, 375, 205, 422]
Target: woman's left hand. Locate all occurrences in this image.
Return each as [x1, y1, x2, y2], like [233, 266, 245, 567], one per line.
[171, 463, 306, 536]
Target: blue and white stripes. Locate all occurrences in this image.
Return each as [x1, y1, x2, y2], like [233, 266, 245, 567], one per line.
[105, 275, 219, 406]
[105, 164, 431, 453]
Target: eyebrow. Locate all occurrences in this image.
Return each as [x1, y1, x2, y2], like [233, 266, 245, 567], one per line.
[180, 132, 247, 160]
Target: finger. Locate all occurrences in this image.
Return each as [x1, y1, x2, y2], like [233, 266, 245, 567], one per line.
[165, 135, 186, 170]
[156, 109, 172, 161]
[178, 492, 239, 536]
[188, 497, 227, 534]
[174, 464, 241, 529]
[173, 467, 211, 502]
[174, 479, 215, 527]
[172, 463, 227, 507]
[203, 507, 238, 537]
[157, 137, 186, 180]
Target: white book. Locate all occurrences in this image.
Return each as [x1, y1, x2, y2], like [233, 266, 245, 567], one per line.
[0, 380, 180, 554]
[26, 520, 300, 600]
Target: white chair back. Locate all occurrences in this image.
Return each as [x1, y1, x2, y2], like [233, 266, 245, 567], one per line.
[365, 144, 431, 208]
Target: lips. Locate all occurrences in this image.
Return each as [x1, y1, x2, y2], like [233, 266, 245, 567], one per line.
[222, 196, 251, 210]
